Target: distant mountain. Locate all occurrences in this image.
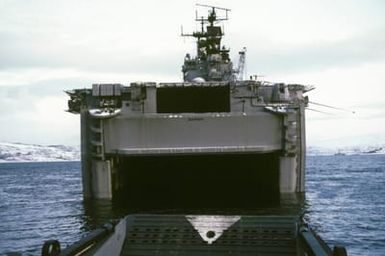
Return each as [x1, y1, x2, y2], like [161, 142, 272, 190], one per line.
[1, 141, 383, 162]
[307, 144, 385, 156]
[0, 142, 80, 162]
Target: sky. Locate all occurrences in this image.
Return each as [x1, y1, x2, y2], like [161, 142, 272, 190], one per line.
[0, 0, 384, 147]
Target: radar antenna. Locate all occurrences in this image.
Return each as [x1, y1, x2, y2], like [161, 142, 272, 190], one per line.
[181, 5, 234, 82]
[195, 4, 231, 21]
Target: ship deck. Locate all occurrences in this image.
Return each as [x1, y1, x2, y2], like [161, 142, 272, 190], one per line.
[53, 213, 335, 256]
[120, 215, 303, 256]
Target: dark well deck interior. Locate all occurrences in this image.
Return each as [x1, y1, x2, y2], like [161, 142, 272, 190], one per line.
[121, 215, 299, 256]
[114, 152, 280, 213]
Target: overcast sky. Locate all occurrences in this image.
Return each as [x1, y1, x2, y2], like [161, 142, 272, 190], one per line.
[0, 0, 384, 147]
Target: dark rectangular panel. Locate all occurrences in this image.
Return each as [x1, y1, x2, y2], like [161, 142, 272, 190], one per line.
[115, 152, 280, 213]
[156, 86, 230, 113]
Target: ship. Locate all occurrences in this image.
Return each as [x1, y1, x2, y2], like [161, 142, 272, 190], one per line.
[65, 4, 309, 204]
[43, 5, 347, 255]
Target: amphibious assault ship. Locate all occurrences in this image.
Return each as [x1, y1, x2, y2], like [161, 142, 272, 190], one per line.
[52, 5, 347, 255]
[67, 5, 310, 204]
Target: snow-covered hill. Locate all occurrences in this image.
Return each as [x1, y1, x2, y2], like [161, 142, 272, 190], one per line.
[307, 144, 385, 156]
[1, 141, 383, 162]
[0, 142, 80, 162]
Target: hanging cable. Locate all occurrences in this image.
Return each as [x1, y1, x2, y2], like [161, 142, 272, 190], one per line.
[306, 108, 334, 115]
[309, 101, 355, 114]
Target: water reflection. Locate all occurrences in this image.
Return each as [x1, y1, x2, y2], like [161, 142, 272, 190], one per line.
[80, 192, 306, 233]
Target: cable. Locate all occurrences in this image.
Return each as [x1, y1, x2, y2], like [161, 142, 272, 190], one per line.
[309, 101, 355, 114]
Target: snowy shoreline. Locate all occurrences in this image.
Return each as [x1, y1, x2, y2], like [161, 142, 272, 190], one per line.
[0, 142, 80, 163]
[1, 141, 384, 162]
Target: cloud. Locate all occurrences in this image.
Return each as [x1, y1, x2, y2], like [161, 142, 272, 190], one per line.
[0, 30, 185, 75]
[278, 61, 385, 147]
[2, 0, 385, 75]
[0, 0, 193, 74]
[306, 116, 385, 147]
[0, 0, 384, 147]
[0, 80, 78, 145]
[243, 27, 385, 75]
[0, 93, 80, 145]
[0, 68, 179, 88]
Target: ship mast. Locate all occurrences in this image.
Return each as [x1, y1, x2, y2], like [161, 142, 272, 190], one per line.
[181, 5, 233, 82]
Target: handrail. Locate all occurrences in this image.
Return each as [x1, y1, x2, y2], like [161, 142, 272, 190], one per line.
[42, 222, 115, 256]
[299, 224, 348, 256]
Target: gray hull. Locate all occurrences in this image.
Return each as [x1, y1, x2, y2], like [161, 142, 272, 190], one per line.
[68, 81, 309, 201]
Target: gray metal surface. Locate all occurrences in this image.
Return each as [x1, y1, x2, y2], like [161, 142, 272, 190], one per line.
[45, 212, 339, 256]
[103, 113, 282, 155]
[120, 215, 299, 256]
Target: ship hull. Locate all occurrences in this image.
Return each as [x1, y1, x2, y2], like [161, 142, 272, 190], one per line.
[68, 82, 307, 200]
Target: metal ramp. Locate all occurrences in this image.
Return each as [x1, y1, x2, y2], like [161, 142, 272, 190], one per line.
[120, 215, 299, 256]
[42, 213, 344, 256]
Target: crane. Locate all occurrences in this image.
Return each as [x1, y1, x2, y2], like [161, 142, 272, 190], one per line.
[235, 47, 246, 81]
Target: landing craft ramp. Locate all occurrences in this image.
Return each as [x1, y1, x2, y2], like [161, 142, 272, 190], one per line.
[120, 215, 301, 256]
[51, 214, 341, 256]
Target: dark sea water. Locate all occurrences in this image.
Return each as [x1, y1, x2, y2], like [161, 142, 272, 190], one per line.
[0, 155, 384, 255]
[305, 154, 385, 255]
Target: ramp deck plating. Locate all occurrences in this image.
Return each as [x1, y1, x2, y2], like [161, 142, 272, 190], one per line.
[121, 215, 300, 256]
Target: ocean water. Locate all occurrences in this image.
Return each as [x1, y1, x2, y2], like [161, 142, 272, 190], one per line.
[305, 154, 385, 255]
[0, 155, 384, 255]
